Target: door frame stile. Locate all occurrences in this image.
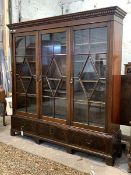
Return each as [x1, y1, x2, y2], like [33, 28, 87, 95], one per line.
[67, 27, 73, 126]
[36, 31, 41, 119]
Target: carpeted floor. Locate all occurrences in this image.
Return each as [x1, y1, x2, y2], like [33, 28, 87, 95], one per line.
[0, 142, 89, 175]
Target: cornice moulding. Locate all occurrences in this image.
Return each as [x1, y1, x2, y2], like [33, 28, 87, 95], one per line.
[8, 6, 126, 29]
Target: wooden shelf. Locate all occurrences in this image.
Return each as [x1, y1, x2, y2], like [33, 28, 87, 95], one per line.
[27, 94, 36, 97]
[74, 60, 106, 63]
[73, 77, 105, 82]
[81, 80, 98, 83]
[42, 95, 67, 100]
[42, 76, 67, 79]
[74, 60, 86, 63]
[16, 55, 35, 57]
[44, 89, 66, 93]
[74, 99, 105, 105]
[95, 60, 106, 62]
[73, 52, 107, 56]
[16, 75, 33, 78]
[28, 61, 36, 63]
[74, 42, 106, 46]
[26, 47, 35, 49]
[89, 100, 105, 105]
[41, 54, 66, 56]
[17, 46, 35, 49]
[16, 92, 36, 97]
[99, 78, 106, 80]
[47, 78, 62, 81]
[42, 45, 66, 47]
[74, 43, 89, 46]
[16, 61, 36, 65]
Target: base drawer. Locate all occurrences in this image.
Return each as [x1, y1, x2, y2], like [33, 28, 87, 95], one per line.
[11, 116, 37, 135]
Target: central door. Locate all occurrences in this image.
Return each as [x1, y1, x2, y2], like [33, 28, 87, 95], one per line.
[40, 29, 68, 123]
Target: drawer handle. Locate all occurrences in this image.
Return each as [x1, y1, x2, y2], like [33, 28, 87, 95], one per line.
[70, 78, 73, 84]
[85, 139, 92, 145]
[50, 128, 54, 135]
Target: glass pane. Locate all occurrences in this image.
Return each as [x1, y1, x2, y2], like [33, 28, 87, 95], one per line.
[90, 27, 107, 54]
[16, 56, 35, 63]
[74, 101, 88, 123]
[25, 48, 35, 56]
[53, 32, 66, 54]
[42, 78, 52, 96]
[42, 97, 54, 117]
[47, 60, 61, 78]
[16, 62, 31, 76]
[16, 95, 26, 112]
[26, 36, 35, 47]
[90, 27, 107, 43]
[55, 99, 66, 119]
[73, 55, 87, 77]
[91, 80, 106, 102]
[94, 53, 107, 78]
[16, 56, 24, 63]
[16, 37, 25, 56]
[74, 29, 89, 44]
[28, 62, 36, 75]
[74, 29, 89, 54]
[27, 78, 36, 94]
[81, 57, 98, 81]
[54, 32, 66, 45]
[74, 80, 86, 101]
[55, 78, 66, 98]
[42, 55, 53, 76]
[42, 33, 54, 56]
[22, 78, 31, 93]
[89, 102, 105, 127]
[83, 82, 97, 99]
[55, 55, 66, 76]
[25, 56, 35, 61]
[42, 32, 66, 55]
[27, 97, 36, 113]
[74, 45, 90, 54]
[90, 43, 107, 54]
[25, 36, 35, 56]
[42, 45, 53, 56]
[48, 79, 60, 96]
[16, 76, 25, 93]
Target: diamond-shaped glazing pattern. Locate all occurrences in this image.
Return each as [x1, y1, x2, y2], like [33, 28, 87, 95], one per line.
[15, 35, 36, 113]
[41, 32, 67, 119]
[73, 27, 107, 127]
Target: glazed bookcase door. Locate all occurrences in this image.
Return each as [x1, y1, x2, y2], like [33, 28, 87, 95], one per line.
[14, 32, 38, 117]
[72, 24, 108, 129]
[40, 29, 69, 123]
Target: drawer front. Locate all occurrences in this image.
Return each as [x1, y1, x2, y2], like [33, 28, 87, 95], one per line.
[11, 116, 36, 134]
[37, 122, 66, 143]
[67, 129, 107, 153]
[53, 125, 67, 142]
[37, 122, 50, 138]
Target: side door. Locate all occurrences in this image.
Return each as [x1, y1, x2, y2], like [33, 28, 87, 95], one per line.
[13, 32, 39, 118]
